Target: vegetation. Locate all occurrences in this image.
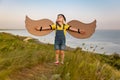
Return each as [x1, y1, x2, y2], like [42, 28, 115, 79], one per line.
[0, 32, 120, 80]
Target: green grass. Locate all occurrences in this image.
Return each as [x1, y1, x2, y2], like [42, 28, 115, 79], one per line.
[0, 32, 120, 80]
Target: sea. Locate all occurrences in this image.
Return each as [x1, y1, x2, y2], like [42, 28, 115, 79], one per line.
[0, 29, 120, 54]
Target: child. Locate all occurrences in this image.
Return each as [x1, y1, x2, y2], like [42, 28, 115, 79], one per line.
[36, 14, 85, 64]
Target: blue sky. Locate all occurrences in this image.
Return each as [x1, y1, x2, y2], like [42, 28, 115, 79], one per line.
[0, 0, 120, 29]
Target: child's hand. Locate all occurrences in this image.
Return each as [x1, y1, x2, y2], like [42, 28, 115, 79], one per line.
[80, 29, 85, 34]
[78, 29, 85, 34]
[35, 26, 42, 31]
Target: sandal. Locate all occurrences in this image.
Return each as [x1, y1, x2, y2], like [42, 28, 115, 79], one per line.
[54, 61, 59, 65]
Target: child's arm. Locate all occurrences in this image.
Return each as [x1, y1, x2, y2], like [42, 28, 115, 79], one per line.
[68, 26, 85, 34]
[35, 25, 52, 31]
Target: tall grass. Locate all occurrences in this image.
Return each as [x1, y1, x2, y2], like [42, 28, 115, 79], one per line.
[56, 49, 120, 80]
[0, 32, 55, 80]
[0, 32, 120, 80]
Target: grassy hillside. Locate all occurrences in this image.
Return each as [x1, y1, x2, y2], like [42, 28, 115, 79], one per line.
[0, 32, 120, 80]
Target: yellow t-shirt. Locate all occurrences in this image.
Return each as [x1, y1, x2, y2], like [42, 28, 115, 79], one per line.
[51, 24, 70, 36]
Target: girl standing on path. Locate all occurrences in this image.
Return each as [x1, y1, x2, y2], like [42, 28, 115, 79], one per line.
[36, 14, 85, 64]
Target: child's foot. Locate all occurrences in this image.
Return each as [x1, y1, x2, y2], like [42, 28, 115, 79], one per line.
[54, 61, 59, 65]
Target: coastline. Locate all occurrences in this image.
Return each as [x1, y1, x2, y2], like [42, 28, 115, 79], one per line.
[0, 29, 120, 54]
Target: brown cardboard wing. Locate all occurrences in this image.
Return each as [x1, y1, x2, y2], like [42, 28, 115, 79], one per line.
[25, 16, 53, 36]
[67, 20, 96, 39]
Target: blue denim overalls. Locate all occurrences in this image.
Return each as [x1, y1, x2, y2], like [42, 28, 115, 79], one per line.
[54, 25, 66, 50]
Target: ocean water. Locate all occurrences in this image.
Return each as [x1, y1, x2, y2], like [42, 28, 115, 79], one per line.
[0, 29, 120, 54]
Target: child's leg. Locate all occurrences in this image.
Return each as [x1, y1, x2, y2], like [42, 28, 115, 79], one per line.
[60, 50, 64, 64]
[55, 50, 60, 63]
